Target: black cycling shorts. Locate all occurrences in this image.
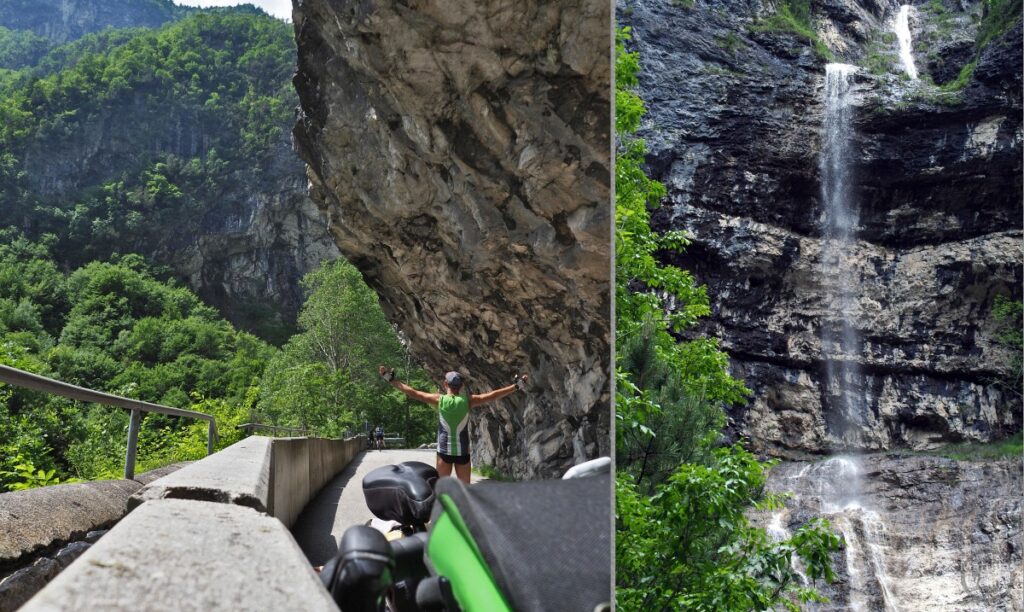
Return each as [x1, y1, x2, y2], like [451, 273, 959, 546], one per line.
[437, 452, 470, 465]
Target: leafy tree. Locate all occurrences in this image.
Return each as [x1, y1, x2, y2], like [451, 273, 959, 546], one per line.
[258, 259, 436, 443]
[0, 240, 272, 488]
[617, 320, 726, 490]
[614, 28, 839, 609]
[0, 26, 50, 70]
[617, 448, 840, 611]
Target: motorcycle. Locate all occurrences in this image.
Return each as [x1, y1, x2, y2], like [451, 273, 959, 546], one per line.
[319, 457, 612, 612]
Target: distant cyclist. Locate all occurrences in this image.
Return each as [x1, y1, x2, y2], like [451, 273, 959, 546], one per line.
[379, 366, 526, 484]
[373, 424, 385, 450]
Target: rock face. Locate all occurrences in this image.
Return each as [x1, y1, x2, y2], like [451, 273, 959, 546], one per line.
[0, 0, 186, 44]
[623, 0, 1022, 607]
[623, 0, 1022, 456]
[156, 136, 341, 339]
[765, 455, 1023, 610]
[293, 0, 611, 478]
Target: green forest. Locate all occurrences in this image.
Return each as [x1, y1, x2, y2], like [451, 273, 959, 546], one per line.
[0, 8, 436, 491]
[0, 8, 301, 338]
[0, 235, 435, 491]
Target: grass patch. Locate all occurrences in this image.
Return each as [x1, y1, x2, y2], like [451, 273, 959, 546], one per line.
[938, 61, 976, 91]
[715, 32, 748, 55]
[922, 0, 957, 35]
[748, 0, 833, 60]
[923, 432, 1023, 461]
[861, 31, 899, 76]
[671, 0, 695, 8]
[977, 0, 1023, 49]
[913, 0, 1019, 93]
[473, 463, 513, 481]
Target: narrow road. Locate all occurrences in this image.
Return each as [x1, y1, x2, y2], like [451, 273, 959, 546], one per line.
[291, 448, 482, 566]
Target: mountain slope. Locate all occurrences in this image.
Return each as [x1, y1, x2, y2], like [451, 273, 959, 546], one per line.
[0, 7, 337, 341]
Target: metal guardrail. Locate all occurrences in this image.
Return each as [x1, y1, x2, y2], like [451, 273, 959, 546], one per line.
[236, 423, 312, 436]
[0, 364, 217, 480]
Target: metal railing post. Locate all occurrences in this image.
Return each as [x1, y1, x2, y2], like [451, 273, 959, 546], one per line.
[124, 409, 142, 480]
[0, 365, 218, 481]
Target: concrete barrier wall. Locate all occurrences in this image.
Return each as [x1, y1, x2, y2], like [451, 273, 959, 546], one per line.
[131, 435, 365, 526]
[0, 463, 185, 612]
[270, 438, 310, 528]
[272, 435, 365, 527]
[130, 436, 273, 513]
[19, 435, 366, 611]
[21, 500, 339, 612]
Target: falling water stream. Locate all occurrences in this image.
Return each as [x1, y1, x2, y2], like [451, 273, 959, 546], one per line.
[895, 5, 919, 80]
[791, 65, 900, 611]
[819, 63, 863, 441]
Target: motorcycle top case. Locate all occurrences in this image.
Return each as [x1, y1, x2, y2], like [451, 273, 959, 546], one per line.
[361, 461, 438, 526]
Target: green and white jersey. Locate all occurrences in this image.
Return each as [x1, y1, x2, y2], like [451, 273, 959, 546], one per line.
[437, 391, 470, 456]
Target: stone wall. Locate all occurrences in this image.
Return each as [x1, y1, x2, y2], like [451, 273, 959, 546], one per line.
[0, 464, 183, 612]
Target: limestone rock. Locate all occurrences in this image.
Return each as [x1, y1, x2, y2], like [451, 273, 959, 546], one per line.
[765, 456, 1023, 610]
[623, 0, 1022, 456]
[292, 0, 611, 478]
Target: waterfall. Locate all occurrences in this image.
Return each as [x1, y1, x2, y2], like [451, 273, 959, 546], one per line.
[807, 69, 899, 611]
[819, 64, 863, 443]
[895, 6, 919, 80]
[779, 458, 899, 611]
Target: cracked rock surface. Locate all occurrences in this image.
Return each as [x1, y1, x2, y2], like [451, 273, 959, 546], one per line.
[293, 0, 611, 478]
[623, 0, 1021, 456]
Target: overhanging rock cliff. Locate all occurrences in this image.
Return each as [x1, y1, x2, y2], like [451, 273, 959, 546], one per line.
[292, 0, 611, 478]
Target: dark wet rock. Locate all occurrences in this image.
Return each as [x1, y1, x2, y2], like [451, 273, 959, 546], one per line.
[627, 0, 1022, 606]
[622, 0, 1022, 456]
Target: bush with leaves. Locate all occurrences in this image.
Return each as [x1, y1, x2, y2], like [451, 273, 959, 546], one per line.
[0, 239, 272, 487]
[617, 446, 841, 611]
[991, 295, 1022, 400]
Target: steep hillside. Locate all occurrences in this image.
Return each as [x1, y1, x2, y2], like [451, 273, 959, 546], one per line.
[621, 0, 1022, 607]
[0, 7, 338, 341]
[0, 0, 188, 45]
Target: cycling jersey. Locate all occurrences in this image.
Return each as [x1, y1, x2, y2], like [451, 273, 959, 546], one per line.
[437, 391, 470, 456]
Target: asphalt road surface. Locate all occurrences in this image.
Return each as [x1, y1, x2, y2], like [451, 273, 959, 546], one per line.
[291, 448, 482, 566]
